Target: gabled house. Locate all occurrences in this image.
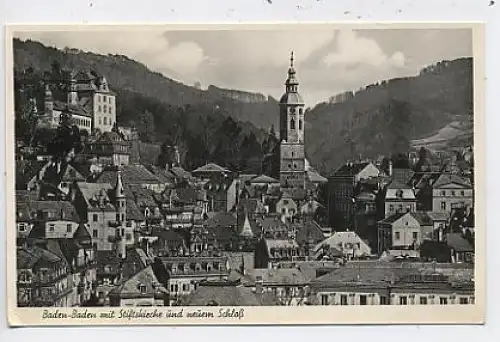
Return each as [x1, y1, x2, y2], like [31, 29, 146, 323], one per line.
[377, 212, 422, 254]
[384, 180, 417, 218]
[432, 174, 473, 214]
[313, 231, 372, 260]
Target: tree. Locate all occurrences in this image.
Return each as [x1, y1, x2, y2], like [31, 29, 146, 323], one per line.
[137, 109, 156, 143]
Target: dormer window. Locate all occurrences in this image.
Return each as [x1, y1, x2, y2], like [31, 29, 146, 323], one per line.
[396, 189, 404, 198]
[139, 284, 147, 294]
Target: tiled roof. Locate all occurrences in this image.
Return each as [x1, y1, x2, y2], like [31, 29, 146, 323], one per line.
[204, 212, 237, 228]
[53, 100, 92, 118]
[332, 162, 371, 177]
[204, 177, 234, 193]
[244, 268, 309, 285]
[96, 165, 161, 185]
[259, 216, 288, 234]
[411, 212, 433, 226]
[250, 175, 279, 184]
[433, 173, 472, 189]
[145, 165, 176, 184]
[170, 166, 192, 180]
[238, 174, 258, 184]
[192, 163, 230, 174]
[17, 245, 65, 270]
[312, 265, 419, 286]
[307, 169, 328, 183]
[265, 239, 300, 251]
[108, 266, 167, 299]
[16, 200, 80, 222]
[427, 211, 450, 221]
[126, 198, 145, 221]
[377, 212, 409, 225]
[182, 284, 279, 306]
[386, 179, 412, 190]
[294, 220, 326, 245]
[76, 182, 115, 211]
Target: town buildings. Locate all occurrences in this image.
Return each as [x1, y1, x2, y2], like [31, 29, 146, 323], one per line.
[15, 54, 475, 308]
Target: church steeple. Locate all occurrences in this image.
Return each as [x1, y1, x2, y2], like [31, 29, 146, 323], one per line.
[278, 51, 306, 192]
[285, 51, 299, 93]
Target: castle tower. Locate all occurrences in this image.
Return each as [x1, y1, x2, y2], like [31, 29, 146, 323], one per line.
[44, 85, 53, 114]
[67, 73, 78, 106]
[279, 52, 306, 190]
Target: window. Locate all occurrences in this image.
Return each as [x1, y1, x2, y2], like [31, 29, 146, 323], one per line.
[67, 224, 72, 233]
[104, 117, 108, 125]
[139, 284, 147, 294]
[412, 232, 418, 240]
[380, 296, 388, 305]
[460, 190, 465, 196]
[389, 204, 394, 212]
[439, 297, 448, 305]
[420, 297, 428, 305]
[299, 120, 303, 130]
[459, 297, 468, 304]
[321, 294, 329, 305]
[49, 224, 55, 232]
[399, 296, 408, 305]
[93, 214, 98, 222]
[441, 202, 446, 210]
[98, 95, 101, 102]
[125, 233, 132, 241]
[441, 190, 446, 196]
[360, 295, 367, 305]
[93, 230, 98, 238]
[398, 204, 403, 212]
[18, 224, 26, 232]
[98, 105, 102, 112]
[299, 108, 303, 114]
[103, 95, 107, 102]
[451, 190, 456, 196]
[340, 295, 348, 305]
[290, 118, 295, 129]
[98, 117, 102, 125]
[121, 214, 125, 222]
[182, 283, 190, 292]
[395, 232, 400, 240]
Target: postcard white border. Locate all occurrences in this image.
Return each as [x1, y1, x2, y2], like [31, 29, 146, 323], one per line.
[3, 22, 486, 327]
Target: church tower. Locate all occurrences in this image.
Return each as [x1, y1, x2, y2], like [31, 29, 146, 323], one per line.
[279, 52, 306, 190]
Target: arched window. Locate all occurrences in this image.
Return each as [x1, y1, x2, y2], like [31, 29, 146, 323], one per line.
[299, 120, 303, 130]
[299, 108, 303, 115]
[290, 118, 295, 129]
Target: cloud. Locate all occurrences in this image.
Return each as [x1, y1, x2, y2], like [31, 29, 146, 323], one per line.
[323, 30, 405, 68]
[15, 30, 208, 76]
[14, 28, 471, 106]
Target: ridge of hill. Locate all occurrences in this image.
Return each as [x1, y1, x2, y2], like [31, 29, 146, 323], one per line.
[305, 58, 473, 174]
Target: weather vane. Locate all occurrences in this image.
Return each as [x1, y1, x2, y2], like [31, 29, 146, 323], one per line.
[290, 51, 294, 67]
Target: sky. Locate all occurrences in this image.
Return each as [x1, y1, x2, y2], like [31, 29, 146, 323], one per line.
[15, 27, 473, 106]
